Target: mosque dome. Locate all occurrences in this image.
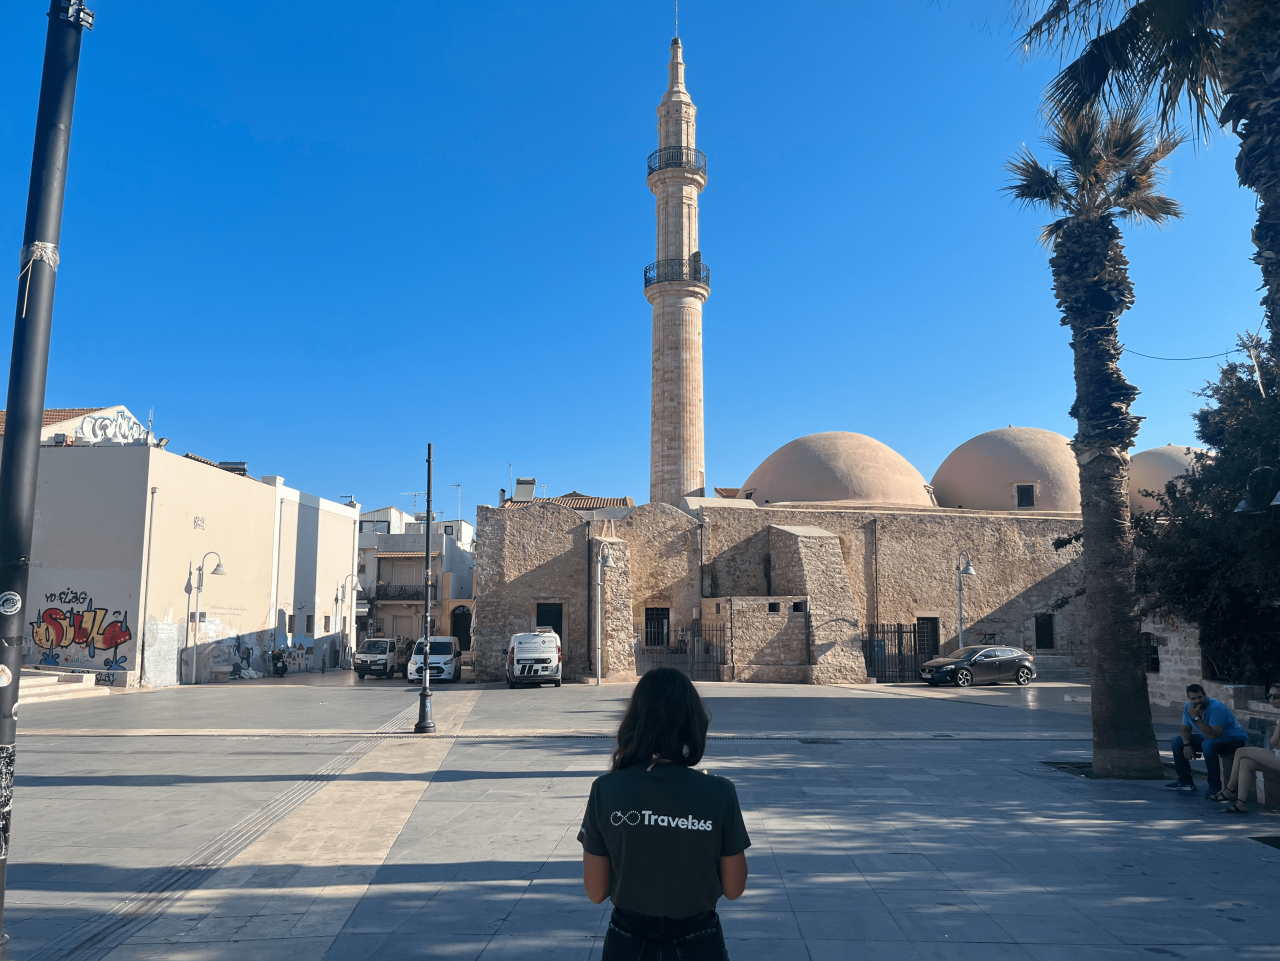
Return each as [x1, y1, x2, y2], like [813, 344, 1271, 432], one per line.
[931, 427, 1080, 512]
[1130, 444, 1202, 514]
[738, 432, 934, 507]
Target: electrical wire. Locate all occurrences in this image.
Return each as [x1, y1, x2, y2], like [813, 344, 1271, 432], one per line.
[1126, 345, 1244, 360]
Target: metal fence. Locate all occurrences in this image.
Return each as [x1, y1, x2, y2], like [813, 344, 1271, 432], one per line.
[644, 258, 711, 289]
[647, 145, 708, 175]
[636, 622, 727, 682]
[861, 623, 931, 683]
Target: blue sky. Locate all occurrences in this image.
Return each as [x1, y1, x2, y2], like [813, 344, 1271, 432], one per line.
[0, 1, 1260, 523]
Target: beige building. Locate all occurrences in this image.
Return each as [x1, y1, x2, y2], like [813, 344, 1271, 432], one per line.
[13, 406, 359, 685]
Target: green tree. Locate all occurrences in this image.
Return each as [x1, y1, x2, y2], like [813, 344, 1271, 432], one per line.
[1006, 105, 1181, 777]
[1018, 1, 1280, 353]
[1133, 339, 1280, 687]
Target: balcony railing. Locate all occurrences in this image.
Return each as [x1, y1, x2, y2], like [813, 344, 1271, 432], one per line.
[644, 259, 711, 289]
[375, 584, 425, 601]
[647, 145, 707, 175]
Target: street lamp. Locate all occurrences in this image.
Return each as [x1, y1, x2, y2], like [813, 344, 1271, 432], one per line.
[594, 543, 616, 685]
[414, 444, 436, 734]
[188, 551, 226, 684]
[955, 551, 976, 651]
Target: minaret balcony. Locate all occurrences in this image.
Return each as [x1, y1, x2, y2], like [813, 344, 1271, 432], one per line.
[647, 145, 707, 175]
[644, 259, 710, 290]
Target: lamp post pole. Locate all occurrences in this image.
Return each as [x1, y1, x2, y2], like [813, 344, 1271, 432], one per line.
[414, 445, 436, 734]
[955, 550, 974, 651]
[0, 10, 93, 949]
[594, 544, 614, 685]
[189, 551, 225, 685]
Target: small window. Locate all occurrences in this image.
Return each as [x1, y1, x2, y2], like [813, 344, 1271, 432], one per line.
[360, 520, 391, 534]
[1141, 632, 1160, 673]
[714, 603, 721, 615]
[1016, 485, 1036, 509]
[767, 602, 781, 614]
[287, 614, 295, 634]
[324, 615, 331, 633]
[342, 616, 348, 631]
[305, 614, 315, 636]
[792, 601, 806, 613]
[444, 525, 453, 535]
[1034, 613, 1054, 649]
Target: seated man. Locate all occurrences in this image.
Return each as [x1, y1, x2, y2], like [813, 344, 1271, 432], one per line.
[1167, 684, 1249, 798]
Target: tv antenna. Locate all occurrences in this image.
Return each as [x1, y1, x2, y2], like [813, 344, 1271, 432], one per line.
[674, 0, 678, 37]
[401, 490, 429, 512]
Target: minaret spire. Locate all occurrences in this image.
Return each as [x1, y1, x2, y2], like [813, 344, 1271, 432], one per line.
[645, 37, 708, 506]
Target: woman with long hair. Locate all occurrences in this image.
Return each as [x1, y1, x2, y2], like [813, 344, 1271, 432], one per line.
[1214, 683, 1280, 814]
[579, 668, 749, 960]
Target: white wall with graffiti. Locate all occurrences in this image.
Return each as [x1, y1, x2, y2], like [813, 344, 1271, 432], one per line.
[14, 432, 359, 687]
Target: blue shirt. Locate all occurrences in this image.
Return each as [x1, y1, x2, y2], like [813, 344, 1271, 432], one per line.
[1183, 698, 1248, 742]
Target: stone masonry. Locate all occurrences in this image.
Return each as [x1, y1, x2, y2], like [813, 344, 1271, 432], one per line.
[648, 37, 708, 506]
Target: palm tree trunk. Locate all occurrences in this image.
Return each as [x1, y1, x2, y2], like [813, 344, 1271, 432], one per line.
[1051, 216, 1163, 778]
[1219, 1, 1280, 357]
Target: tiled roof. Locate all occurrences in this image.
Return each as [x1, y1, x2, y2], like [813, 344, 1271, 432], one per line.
[377, 551, 426, 558]
[0, 407, 107, 433]
[183, 453, 219, 467]
[504, 491, 634, 510]
[714, 487, 740, 498]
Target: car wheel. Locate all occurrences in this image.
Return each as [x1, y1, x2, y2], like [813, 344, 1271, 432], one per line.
[554, 679, 562, 688]
[927, 680, 939, 687]
[954, 668, 973, 687]
[357, 673, 365, 680]
[507, 678, 515, 689]
[1015, 666, 1032, 685]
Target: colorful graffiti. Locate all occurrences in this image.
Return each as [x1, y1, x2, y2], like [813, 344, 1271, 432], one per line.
[31, 600, 132, 669]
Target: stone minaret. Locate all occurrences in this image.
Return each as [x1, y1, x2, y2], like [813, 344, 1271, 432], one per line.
[646, 37, 708, 506]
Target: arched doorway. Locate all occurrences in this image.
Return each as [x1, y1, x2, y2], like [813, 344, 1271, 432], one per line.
[451, 606, 473, 651]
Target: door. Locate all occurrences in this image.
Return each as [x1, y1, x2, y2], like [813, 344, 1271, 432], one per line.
[391, 615, 414, 640]
[451, 606, 473, 651]
[971, 648, 1001, 681]
[535, 603, 563, 641]
[644, 608, 670, 647]
[915, 618, 940, 659]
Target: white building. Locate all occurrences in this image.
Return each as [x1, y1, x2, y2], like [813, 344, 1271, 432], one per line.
[12, 406, 359, 685]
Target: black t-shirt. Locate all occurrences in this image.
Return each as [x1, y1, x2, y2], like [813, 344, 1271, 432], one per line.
[578, 761, 751, 919]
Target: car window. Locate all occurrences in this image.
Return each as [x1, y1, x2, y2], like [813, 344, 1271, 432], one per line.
[388, 642, 396, 653]
[979, 649, 999, 659]
[997, 648, 1017, 657]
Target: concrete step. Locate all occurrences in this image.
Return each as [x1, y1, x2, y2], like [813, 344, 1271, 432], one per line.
[19, 671, 110, 703]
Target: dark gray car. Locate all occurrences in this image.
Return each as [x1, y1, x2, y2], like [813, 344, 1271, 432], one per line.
[919, 646, 1036, 687]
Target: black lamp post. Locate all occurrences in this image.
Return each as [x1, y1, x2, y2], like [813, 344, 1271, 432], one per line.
[0, 4, 93, 956]
[414, 444, 435, 733]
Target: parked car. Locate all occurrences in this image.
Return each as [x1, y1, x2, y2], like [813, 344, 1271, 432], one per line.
[506, 628, 562, 688]
[919, 646, 1036, 687]
[409, 636, 462, 683]
[354, 638, 408, 679]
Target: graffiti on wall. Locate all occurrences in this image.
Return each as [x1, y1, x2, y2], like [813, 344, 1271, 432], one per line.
[31, 597, 133, 670]
[74, 411, 146, 444]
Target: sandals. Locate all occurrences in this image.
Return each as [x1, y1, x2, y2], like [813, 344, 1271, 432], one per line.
[1219, 803, 1248, 815]
[1208, 790, 1238, 802]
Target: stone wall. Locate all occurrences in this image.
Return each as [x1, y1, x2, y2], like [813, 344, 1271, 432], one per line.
[607, 503, 703, 638]
[699, 504, 1086, 661]
[1142, 613, 1202, 708]
[769, 525, 866, 684]
[710, 595, 810, 682]
[472, 503, 590, 681]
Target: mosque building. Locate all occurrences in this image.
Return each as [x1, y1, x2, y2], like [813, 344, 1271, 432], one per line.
[469, 38, 1197, 686]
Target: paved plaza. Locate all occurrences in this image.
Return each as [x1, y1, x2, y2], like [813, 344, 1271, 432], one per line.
[6, 674, 1278, 960]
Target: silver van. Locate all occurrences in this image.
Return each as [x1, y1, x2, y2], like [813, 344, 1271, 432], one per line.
[506, 628, 562, 688]
[354, 638, 408, 679]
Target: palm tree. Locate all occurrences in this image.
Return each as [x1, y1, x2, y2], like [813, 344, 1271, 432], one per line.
[1006, 105, 1181, 777]
[1018, 1, 1280, 355]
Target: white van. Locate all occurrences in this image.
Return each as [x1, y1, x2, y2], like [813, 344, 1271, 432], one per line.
[409, 636, 462, 683]
[506, 628, 562, 688]
[354, 638, 407, 679]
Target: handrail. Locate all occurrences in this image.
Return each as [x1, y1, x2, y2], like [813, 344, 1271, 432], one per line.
[647, 145, 707, 175]
[644, 259, 711, 289]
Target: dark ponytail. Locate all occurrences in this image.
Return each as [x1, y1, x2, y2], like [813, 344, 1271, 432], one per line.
[610, 668, 710, 772]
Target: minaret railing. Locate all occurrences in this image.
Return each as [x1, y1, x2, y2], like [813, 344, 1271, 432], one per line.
[647, 145, 707, 175]
[644, 259, 710, 289]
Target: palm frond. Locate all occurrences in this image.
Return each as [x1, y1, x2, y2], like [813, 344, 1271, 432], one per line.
[1017, 1, 1132, 52]
[1003, 150, 1068, 210]
[1116, 190, 1184, 225]
[1039, 216, 1074, 248]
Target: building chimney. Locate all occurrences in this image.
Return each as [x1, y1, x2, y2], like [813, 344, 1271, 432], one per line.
[499, 488, 506, 504]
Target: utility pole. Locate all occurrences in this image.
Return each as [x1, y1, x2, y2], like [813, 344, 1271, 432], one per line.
[414, 445, 436, 733]
[0, 4, 94, 956]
